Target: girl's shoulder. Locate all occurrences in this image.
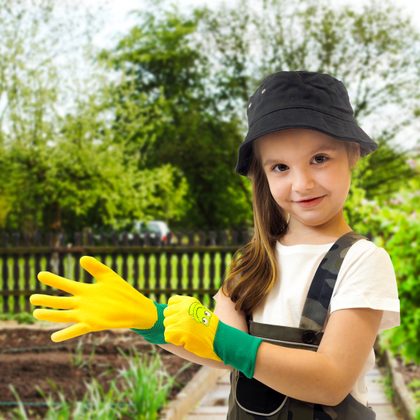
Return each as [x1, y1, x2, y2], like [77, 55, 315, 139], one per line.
[341, 237, 395, 275]
[347, 237, 391, 259]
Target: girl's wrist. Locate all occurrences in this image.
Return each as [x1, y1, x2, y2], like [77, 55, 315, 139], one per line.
[214, 320, 263, 378]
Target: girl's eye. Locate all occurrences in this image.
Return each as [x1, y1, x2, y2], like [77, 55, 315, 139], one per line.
[313, 154, 329, 164]
[272, 164, 288, 172]
[271, 155, 329, 173]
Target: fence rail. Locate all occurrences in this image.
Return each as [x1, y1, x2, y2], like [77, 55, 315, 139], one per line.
[0, 244, 242, 314]
[0, 228, 254, 247]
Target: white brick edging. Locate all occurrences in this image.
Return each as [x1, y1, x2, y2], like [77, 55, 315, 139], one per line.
[160, 366, 227, 420]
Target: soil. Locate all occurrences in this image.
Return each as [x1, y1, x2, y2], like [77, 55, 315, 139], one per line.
[0, 327, 201, 419]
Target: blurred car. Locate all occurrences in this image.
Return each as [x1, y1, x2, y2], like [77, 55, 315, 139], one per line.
[131, 220, 172, 246]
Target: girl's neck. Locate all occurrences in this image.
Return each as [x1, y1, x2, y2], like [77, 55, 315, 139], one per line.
[280, 212, 352, 246]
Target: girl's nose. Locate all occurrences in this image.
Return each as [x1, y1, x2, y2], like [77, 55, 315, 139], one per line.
[292, 170, 315, 193]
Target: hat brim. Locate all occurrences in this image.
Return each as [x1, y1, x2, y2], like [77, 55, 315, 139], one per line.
[235, 107, 377, 176]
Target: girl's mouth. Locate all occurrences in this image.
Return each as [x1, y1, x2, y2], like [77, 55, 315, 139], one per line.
[295, 195, 325, 208]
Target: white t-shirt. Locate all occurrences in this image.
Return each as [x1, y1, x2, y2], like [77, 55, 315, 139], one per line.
[252, 238, 400, 406]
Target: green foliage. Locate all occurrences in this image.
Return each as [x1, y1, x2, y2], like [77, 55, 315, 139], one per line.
[0, 1, 192, 233]
[199, 0, 419, 202]
[378, 206, 419, 364]
[8, 385, 30, 420]
[380, 370, 395, 403]
[0, 0, 107, 232]
[134, 164, 191, 222]
[0, 312, 35, 324]
[346, 160, 420, 364]
[11, 350, 175, 419]
[1, 0, 419, 232]
[71, 339, 97, 371]
[351, 137, 416, 204]
[115, 349, 175, 417]
[101, 6, 251, 229]
[407, 378, 420, 407]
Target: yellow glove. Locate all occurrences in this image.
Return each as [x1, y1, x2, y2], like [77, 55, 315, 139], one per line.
[30, 256, 158, 342]
[164, 295, 222, 362]
[164, 295, 263, 378]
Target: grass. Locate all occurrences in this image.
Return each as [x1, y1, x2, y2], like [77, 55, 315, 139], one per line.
[70, 337, 98, 371]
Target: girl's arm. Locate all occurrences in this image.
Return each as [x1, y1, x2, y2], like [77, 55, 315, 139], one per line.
[157, 289, 248, 369]
[164, 294, 384, 406]
[29, 257, 244, 369]
[253, 307, 383, 406]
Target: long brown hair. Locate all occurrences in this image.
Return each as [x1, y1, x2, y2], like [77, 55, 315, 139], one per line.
[221, 137, 360, 316]
[221, 145, 288, 316]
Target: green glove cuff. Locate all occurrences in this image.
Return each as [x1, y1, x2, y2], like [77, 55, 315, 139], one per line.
[131, 302, 167, 344]
[214, 321, 262, 379]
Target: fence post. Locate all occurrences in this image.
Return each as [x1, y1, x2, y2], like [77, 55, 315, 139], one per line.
[2, 254, 9, 313]
[12, 254, 20, 313]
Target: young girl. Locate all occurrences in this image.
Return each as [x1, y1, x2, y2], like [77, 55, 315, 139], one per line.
[31, 71, 400, 419]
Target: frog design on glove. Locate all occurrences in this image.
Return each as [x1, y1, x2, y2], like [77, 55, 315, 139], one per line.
[188, 301, 212, 326]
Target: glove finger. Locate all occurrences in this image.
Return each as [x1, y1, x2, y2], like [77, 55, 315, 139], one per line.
[79, 256, 119, 282]
[51, 323, 90, 343]
[33, 308, 78, 323]
[37, 272, 81, 295]
[30, 294, 76, 310]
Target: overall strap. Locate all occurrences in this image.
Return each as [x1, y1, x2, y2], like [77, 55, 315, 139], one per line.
[299, 231, 367, 331]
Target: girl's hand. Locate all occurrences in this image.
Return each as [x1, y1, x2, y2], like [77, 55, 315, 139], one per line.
[30, 256, 159, 342]
[164, 295, 263, 378]
[163, 295, 222, 361]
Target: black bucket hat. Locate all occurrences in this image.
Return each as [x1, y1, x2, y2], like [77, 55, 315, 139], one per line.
[235, 70, 378, 176]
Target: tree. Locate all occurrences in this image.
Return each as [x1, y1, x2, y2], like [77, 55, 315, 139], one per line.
[195, 0, 419, 201]
[101, 0, 418, 229]
[101, 6, 253, 229]
[0, 0, 191, 233]
[0, 0, 73, 232]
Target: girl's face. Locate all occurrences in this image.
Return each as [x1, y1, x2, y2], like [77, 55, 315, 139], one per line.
[255, 128, 353, 231]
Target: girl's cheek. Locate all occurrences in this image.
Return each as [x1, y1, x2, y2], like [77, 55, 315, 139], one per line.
[270, 186, 286, 202]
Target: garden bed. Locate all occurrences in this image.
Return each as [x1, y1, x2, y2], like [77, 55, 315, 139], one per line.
[0, 326, 201, 419]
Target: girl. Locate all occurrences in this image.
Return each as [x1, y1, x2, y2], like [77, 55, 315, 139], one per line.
[31, 71, 400, 419]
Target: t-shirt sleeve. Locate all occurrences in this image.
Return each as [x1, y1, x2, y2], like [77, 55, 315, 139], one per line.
[329, 245, 400, 333]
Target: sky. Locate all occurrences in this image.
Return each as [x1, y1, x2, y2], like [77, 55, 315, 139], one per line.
[86, 0, 420, 48]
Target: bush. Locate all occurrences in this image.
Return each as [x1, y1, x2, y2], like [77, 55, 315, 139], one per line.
[345, 177, 419, 364]
[378, 210, 419, 364]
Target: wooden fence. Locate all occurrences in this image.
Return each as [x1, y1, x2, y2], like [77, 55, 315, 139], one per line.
[0, 244, 242, 314]
[0, 228, 254, 247]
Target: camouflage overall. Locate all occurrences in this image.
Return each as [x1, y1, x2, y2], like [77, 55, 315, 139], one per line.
[227, 231, 376, 419]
